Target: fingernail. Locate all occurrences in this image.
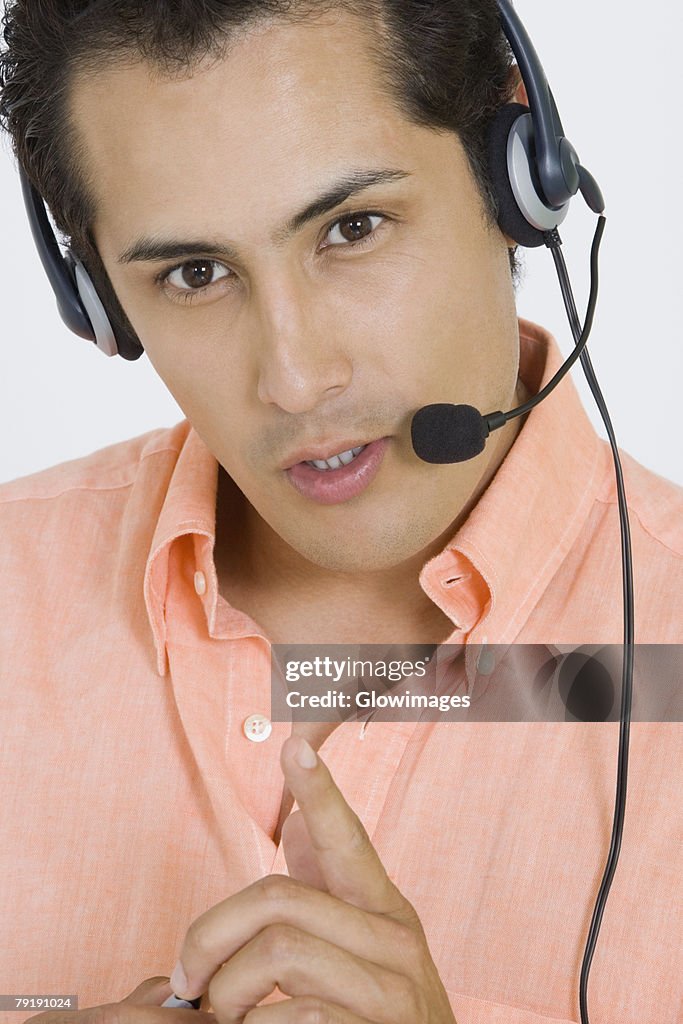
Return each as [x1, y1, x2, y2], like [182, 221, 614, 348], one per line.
[170, 960, 188, 997]
[296, 737, 317, 769]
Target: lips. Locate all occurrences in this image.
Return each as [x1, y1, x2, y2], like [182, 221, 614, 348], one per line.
[280, 438, 378, 471]
[284, 438, 390, 506]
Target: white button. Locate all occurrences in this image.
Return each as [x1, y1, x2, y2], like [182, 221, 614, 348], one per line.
[243, 714, 272, 742]
[194, 571, 207, 596]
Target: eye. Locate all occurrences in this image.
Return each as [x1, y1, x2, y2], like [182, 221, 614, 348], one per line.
[156, 211, 388, 306]
[159, 259, 232, 299]
[323, 212, 385, 248]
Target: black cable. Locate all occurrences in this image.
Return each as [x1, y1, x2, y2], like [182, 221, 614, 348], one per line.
[485, 218, 605, 433]
[543, 217, 635, 1024]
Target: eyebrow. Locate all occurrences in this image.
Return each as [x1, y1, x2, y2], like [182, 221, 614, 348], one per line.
[116, 167, 411, 265]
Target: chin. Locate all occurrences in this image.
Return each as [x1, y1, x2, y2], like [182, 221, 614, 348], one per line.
[292, 525, 432, 576]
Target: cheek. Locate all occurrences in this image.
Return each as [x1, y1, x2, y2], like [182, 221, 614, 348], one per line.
[138, 333, 254, 469]
[330, 253, 473, 387]
[377, 222, 498, 319]
[362, 265, 512, 410]
[142, 343, 209, 411]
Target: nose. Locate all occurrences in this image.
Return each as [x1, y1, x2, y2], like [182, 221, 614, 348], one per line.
[254, 272, 353, 414]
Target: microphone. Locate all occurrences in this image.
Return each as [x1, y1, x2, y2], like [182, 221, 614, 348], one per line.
[411, 404, 506, 464]
[410, 217, 605, 466]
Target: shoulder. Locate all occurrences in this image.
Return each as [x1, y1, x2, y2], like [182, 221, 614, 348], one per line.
[595, 443, 683, 559]
[527, 443, 682, 644]
[587, 442, 683, 641]
[0, 420, 189, 581]
[0, 421, 188, 509]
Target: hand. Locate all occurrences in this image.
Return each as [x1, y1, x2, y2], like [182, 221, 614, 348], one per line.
[25, 976, 215, 1023]
[170, 734, 457, 1023]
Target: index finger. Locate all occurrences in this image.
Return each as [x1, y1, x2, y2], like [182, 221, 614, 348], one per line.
[280, 734, 419, 927]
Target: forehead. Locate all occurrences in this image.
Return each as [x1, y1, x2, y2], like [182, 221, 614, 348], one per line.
[68, 9, 434, 248]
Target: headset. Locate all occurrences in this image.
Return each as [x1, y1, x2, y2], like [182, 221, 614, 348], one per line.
[16, 2, 635, 1022]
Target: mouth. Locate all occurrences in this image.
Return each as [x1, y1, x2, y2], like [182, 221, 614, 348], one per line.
[281, 437, 380, 470]
[284, 438, 390, 506]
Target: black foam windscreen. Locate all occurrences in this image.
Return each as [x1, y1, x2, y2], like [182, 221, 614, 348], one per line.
[411, 404, 488, 464]
[485, 102, 546, 249]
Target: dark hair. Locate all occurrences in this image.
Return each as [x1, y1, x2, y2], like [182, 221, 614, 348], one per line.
[0, 0, 524, 348]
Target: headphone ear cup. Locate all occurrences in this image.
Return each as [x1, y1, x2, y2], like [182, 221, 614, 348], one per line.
[486, 102, 547, 249]
[66, 251, 145, 361]
[68, 254, 119, 357]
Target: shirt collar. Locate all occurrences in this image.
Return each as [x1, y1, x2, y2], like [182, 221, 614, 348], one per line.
[144, 317, 605, 685]
[144, 420, 219, 676]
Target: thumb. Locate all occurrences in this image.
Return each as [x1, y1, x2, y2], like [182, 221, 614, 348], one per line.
[119, 976, 174, 1005]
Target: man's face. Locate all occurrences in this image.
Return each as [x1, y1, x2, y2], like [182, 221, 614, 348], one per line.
[72, 9, 521, 575]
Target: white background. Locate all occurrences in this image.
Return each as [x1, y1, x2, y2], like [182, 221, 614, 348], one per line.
[0, 0, 681, 485]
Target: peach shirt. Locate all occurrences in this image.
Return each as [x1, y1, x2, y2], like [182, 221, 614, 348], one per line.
[1, 318, 681, 1023]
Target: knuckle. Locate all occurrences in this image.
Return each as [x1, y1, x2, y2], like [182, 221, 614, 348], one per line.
[404, 897, 426, 933]
[291, 996, 332, 1024]
[347, 817, 373, 858]
[257, 872, 297, 910]
[185, 918, 216, 960]
[390, 891, 426, 935]
[396, 919, 425, 961]
[243, 1010, 268, 1024]
[259, 922, 303, 962]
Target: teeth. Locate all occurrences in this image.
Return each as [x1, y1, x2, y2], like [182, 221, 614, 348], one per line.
[307, 445, 366, 471]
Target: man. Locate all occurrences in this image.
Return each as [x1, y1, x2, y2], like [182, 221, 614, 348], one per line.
[0, 2, 681, 1022]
